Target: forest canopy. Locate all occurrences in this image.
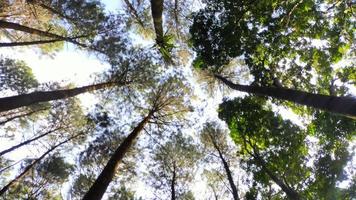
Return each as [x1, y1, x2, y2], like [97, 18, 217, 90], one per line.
[0, 0, 355, 199]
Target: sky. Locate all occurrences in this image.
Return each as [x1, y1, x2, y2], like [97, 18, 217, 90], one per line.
[0, 0, 355, 199]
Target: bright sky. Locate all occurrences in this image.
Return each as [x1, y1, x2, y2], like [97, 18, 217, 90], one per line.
[0, 1, 355, 199]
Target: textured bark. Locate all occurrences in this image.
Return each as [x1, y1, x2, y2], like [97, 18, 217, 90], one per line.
[82, 112, 153, 200]
[171, 162, 176, 200]
[150, 0, 164, 45]
[0, 135, 77, 196]
[0, 20, 89, 48]
[0, 81, 119, 112]
[252, 153, 300, 200]
[0, 126, 62, 156]
[215, 74, 356, 117]
[211, 138, 239, 200]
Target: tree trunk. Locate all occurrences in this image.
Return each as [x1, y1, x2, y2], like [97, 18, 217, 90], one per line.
[0, 20, 89, 49]
[123, 0, 145, 28]
[215, 74, 356, 117]
[0, 106, 48, 126]
[0, 81, 119, 112]
[150, 0, 164, 45]
[213, 144, 239, 200]
[171, 162, 176, 200]
[252, 152, 300, 200]
[0, 134, 78, 196]
[82, 112, 154, 200]
[0, 39, 63, 47]
[0, 126, 63, 156]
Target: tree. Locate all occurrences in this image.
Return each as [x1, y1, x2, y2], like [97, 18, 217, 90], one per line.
[82, 77, 191, 200]
[200, 122, 240, 200]
[190, 0, 356, 117]
[147, 132, 200, 200]
[218, 96, 356, 199]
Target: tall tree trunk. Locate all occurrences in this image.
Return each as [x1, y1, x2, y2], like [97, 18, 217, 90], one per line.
[123, 0, 145, 28]
[0, 20, 89, 49]
[0, 39, 63, 47]
[252, 152, 300, 200]
[0, 126, 63, 156]
[0, 106, 48, 126]
[212, 142, 239, 200]
[82, 112, 154, 200]
[215, 74, 356, 117]
[0, 81, 120, 112]
[0, 134, 78, 196]
[150, 0, 164, 45]
[171, 162, 176, 200]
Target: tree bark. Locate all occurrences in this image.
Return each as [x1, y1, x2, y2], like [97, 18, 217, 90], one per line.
[171, 162, 176, 200]
[150, 0, 164, 45]
[215, 74, 356, 117]
[0, 20, 89, 49]
[0, 106, 48, 126]
[252, 152, 300, 200]
[82, 112, 154, 200]
[0, 81, 120, 112]
[0, 126, 62, 156]
[211, 140, 239, 200]
[123, 0, 145, 28]
[0, 39, 63, 47]
[0, 134, 78, 196]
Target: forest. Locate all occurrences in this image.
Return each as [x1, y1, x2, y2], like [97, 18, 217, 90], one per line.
[0, 0, 355, 199]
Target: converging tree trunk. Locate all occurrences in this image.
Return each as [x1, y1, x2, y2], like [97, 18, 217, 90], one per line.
[210, 137, 239, 200]
[0, 106, 48, 126]
[150, 0, 164, 45]
[215, 74, 356, 117]
[171, 162, 176, 200]
[251, 152, 301, 200]
[0, 126, 63, 156]
[0, 134, 78, 196]
[82, 111, 154, 200]
[0, 81, 120, 112]
[0, 20, 89, 49]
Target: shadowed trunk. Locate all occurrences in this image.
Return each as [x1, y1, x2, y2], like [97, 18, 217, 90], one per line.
[123, 0, 145, 28]
[215, 74, 356, 117]
[252, 152, 300, 200]
[0, 134, 78, 196]
[0, 20, 89, 49]
[0, 39, 63, 47]
[171, 161, 176, 200]
[0, 106, 48, 126]
[0, 81, 120, 112]
[210, 136, 239, 200]
[0, 126, 63, 156]
[82, 112, 154, 200]
[150, 0, 164, 45]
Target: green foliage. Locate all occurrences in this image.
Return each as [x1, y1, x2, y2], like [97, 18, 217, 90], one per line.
[190, 0, 354, 89]
[0, 57, 38, 94]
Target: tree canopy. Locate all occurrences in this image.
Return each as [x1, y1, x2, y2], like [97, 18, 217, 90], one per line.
[0, 0, 355, 199]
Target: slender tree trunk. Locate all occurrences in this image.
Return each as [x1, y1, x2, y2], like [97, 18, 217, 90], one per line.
[123, 0, 145, 28]
[171, 162, 176, 200]
[0, 20, 89, 48]
[0, 81, 120, 112]
[0, 126, 63, 156]
[0, 134, 78, 196]
[215, 74, 356, 117]
[82, 112, 154, 200]
[150, 0, 164, 44]
[0, 106, 48, 126]
[252, 152, 300, 200]
[0, 39, 63, 47]
[212, 142, 239, 200]
[0, 159, 23, 175]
